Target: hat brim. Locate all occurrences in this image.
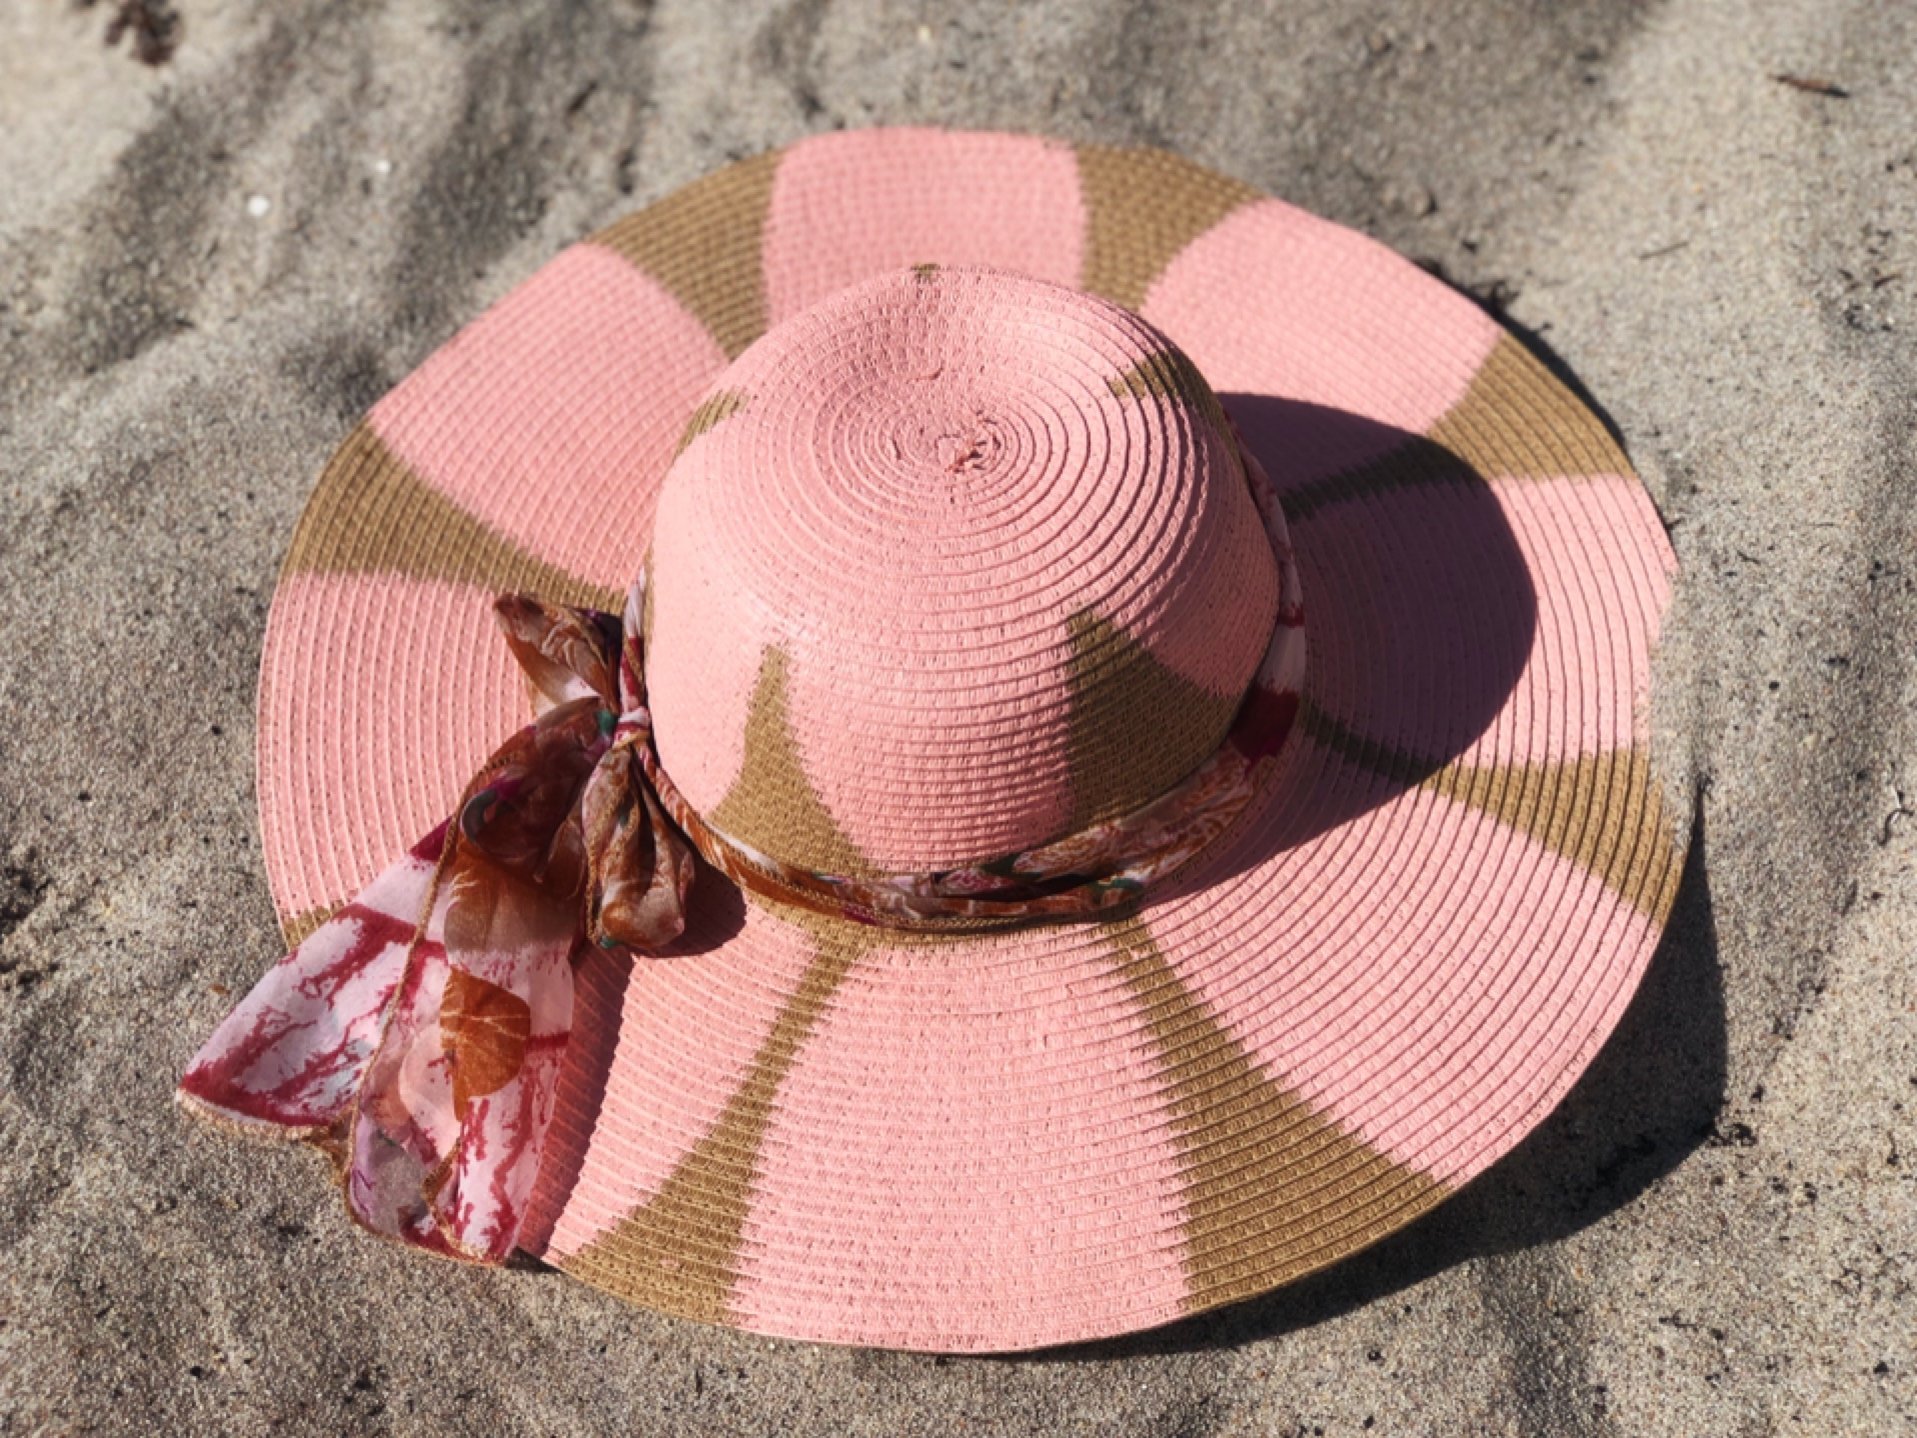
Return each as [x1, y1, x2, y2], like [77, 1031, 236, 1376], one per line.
[256, 128, 1686, 1351]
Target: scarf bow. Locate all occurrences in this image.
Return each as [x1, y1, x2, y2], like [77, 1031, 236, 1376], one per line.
[178, 577, 694, 1262]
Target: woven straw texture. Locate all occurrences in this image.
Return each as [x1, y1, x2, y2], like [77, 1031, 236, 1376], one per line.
[648, 265, 1282, 877]
[255, 128, 1685, 1352]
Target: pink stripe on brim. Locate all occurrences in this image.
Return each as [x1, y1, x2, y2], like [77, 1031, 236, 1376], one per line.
[762, 129, 1084, 324]
[1143, 198, 1502, 483]
[530, 902, 822, 1261]
[1145, 745, 1660, 1187]
[258, 574, 525, 918]
[732, 933, 1190, 1348]
[1296, 473, 1673, 770]
[1486, 473, 1676, 761]
[369, 244, 727, 590]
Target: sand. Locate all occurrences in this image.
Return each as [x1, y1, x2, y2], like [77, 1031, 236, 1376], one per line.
[2, 1, 1913, 1433]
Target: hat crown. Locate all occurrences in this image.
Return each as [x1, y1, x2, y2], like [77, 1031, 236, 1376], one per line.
[643, 266, 1280, 876]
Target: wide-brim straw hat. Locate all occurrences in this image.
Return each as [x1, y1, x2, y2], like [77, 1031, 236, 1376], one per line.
[179, 127, 1687, 1353]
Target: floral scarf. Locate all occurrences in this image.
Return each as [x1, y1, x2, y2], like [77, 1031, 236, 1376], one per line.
[178, 588, 696, 1261]
[177, 437, 1302, 1263]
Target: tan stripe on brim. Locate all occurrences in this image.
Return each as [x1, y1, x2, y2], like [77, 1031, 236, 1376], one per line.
[561, 921, 869, 1324]
[1427, 333, 1630, 480]
[1299, 703, 1682, 922]
[1076, 144, 1260, 311]
[591, 149, 781, 361]
[1104, 920, 1445, 1312]
[278, 903, 338, 950]
[1282, 337, 1629, 524]
[1280, 431, 1481, 523]
[280, 424, 619, 609]
[1428, 746, 1684, 925]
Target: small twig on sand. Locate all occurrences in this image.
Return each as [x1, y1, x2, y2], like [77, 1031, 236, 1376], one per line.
[1637, 240, 1691, 261]
[1881, 789, 1915, 848]
[1772, 73, 1850, 98]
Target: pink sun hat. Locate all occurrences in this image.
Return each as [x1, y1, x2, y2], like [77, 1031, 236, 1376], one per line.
[176, 127, 1687, 1353]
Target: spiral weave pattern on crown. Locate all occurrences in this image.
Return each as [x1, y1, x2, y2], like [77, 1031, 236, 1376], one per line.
[643, 266, 1281, 875]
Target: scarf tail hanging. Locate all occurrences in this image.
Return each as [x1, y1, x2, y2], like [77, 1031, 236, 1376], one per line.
[176, 823, 450, 1141]
[178, 592, 679, 1265]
